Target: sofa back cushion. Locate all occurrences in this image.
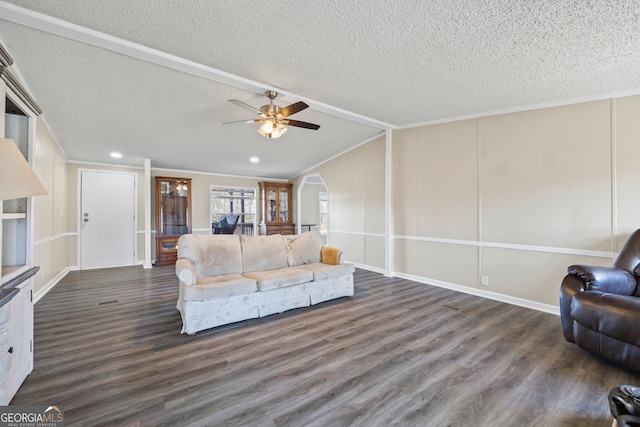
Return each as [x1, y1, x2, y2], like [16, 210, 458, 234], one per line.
[241, 234, 289, 273]
[285, 231, 323, 266]
[178, 234, 243, 277]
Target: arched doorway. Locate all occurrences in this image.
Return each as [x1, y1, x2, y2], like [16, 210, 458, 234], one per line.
[297, 173, 328, 244]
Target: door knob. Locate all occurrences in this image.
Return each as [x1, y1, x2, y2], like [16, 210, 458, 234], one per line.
[84, 218, 89, 222]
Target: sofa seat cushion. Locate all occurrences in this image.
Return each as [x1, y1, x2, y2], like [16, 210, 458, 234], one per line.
[243, 267, 313, 291]
[298, 262, 355, 281]
[182, 274, 257, 301]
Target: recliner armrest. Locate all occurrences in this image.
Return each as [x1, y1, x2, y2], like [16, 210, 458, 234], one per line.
[176, 258, 197, 286]
[571, 290, 640, 346]
[567, 264, 637, 295]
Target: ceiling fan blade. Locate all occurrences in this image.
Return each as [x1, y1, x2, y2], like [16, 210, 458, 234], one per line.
[228, 99, 261, 113]
[280, 101, 309, 117]
[222, 119, 258, 125]
[283, 119, 320, 130]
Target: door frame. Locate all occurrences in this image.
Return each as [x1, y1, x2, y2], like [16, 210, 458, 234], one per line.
[77, 168, 138, 269]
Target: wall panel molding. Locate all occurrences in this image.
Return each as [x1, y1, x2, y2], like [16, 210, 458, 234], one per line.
[393, 235, 615, 259]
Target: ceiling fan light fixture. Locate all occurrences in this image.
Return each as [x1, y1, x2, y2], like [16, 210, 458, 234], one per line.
[261, 120, 274, 134]
[226, 90, 319, 139]
[257, 118, 288, 138]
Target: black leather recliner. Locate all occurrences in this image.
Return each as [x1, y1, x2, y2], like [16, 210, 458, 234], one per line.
[560, 229, 640, 373]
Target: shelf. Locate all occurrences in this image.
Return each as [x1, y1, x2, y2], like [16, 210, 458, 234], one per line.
[2, 213, 26, 220]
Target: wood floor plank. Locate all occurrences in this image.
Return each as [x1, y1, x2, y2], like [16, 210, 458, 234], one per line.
[10, 266, 640, 426]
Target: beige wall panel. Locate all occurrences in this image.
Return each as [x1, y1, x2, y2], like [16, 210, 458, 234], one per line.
[209, 175, 262, 187]
[301, 184, 322, 226]
[290, 175, 303, 223]
[322, 148, 364, 232]
[31, 120, 71, 288]
[189, 174, 211, 231]
[66, 164, 79, 232]
[52, 235, 69, 279]
[137, 233, 146, 262]
[365, 235, 385, 269]
[614, 95, 640, 251]
[481, 247, 613, 306]
[392, 128, 418, 236]
[393, 238, 418, 276]
[33, 243, 53, 294]
[329, 233, 365, 264]
[67, 234, 77, 268]
[364, 136, 386, 234]
[33, 120, 54, 241]
[52, 147, 68, 236]
[479, 101, 612, 251]
[415, 120, 478, 240]
[417, 240, 478, 288]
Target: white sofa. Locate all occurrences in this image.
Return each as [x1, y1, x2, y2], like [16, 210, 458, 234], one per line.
[175, 231, 355, 334]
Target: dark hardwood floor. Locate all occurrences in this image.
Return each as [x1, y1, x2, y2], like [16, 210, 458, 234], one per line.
[11, 266, 639, 426]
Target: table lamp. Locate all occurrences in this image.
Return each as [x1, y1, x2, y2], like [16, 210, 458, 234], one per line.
[0, 137, 47, 200]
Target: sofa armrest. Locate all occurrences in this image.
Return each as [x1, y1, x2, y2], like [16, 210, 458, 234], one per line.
[321, 246, 345, 265]
[567, 264, 637, 295]
[176, 258, 197, 286]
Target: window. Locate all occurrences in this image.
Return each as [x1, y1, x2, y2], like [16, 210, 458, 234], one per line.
[319, 192, 328, 235]
[210, 186, 256, 235]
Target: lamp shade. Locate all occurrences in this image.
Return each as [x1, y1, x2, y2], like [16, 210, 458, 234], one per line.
[0, 138, 47, 201]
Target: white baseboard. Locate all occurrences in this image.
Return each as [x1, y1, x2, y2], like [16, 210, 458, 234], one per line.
[353, 264, 559, 315]
[393, 271, 560, 316]
[34, 267, 71, 303]
[352, 262, 388, 276]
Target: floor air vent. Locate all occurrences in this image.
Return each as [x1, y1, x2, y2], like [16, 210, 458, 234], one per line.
[96, 300, 119, 306]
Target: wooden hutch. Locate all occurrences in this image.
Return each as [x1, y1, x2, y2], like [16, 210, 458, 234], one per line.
[155, 177, 192, 266]
[259, 181, 294, 235]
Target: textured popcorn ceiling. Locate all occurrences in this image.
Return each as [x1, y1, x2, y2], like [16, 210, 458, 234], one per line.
[1, 1, 640, 177]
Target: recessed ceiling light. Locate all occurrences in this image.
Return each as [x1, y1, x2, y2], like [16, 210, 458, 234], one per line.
[110, 152, 122, 159]
[250, 157, 259, 163]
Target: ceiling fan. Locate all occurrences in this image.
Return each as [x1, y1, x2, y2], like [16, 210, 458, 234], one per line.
[224, 91, 320, 139]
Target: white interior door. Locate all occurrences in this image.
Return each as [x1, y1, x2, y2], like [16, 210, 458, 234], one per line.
[80, 170, 136, 269]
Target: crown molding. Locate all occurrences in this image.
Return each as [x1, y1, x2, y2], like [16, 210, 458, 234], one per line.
[0, 42, 13, 67]
[0, 65, 42, 115]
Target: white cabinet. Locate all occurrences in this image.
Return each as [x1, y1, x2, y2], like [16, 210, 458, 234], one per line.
[0, 54, 42, 404]
[0, 271, 34, 405]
